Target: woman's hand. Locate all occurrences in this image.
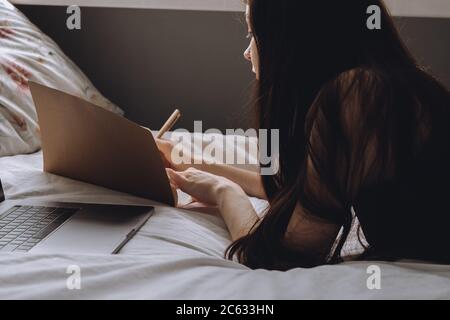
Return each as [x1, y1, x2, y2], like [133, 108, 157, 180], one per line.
[167, 168, 245, 206]
[168, 167, 260, 241]
[157, 137, 267, 200]
[156, 138, 199, 171]
[156, 138, 180, 170]
[157, 137, 219, 171]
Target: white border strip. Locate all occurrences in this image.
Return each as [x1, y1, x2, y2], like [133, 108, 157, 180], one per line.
[10, 0, 450, 17]
[10, 0, 245, 12]
[385, 0, 450, 18]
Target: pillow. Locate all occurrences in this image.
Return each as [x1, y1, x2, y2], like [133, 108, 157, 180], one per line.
[0, 0, 123, 157]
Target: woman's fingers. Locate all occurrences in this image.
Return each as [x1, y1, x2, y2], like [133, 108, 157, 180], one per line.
[167, 168, 186, 188]
[159, 151, 171, 168]
[166, 168, 224, 205]
[169, 179, 178, 201]
[156, 138, 172, 153]
[157, 138, 188, 171]
[158, 138, 184, 170]
[165, 169, 180, 205]
[167, 168, 201, 197]
[169, 180, 178, 190]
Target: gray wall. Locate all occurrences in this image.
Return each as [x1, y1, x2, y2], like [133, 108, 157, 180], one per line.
[18, 6, 450, 130]
[395, 16, 450, 85]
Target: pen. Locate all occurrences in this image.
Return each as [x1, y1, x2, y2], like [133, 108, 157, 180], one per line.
[157, 109, 181, 139]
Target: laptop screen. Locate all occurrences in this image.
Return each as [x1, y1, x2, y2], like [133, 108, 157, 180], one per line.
[0, 178, 5, 203]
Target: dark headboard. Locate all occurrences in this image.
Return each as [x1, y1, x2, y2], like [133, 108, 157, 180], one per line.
[18, 5, 450, 130]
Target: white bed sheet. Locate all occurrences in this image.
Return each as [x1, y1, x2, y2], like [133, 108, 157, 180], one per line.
[0, 152, 449, 300]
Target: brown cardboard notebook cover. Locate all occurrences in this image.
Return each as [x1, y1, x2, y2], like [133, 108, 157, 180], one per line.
[29, 81, 175, 206]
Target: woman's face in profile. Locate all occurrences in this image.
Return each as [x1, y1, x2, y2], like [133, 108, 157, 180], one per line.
[244, 5, 260, 79]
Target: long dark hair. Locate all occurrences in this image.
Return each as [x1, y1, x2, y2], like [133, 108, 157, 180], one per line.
[226, 0, 449, 269]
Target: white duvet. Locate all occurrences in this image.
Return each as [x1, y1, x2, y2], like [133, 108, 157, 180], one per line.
[0, 152, 449, 300]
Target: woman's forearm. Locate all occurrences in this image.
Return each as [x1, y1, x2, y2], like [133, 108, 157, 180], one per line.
[217, 186, 261, 241]
[166, 166, 261, 241]
[198, 163, 267, 200]
[159, 138, 266, 198]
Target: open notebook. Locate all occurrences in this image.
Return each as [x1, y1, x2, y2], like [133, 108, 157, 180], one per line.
[29, 81, 178, 206]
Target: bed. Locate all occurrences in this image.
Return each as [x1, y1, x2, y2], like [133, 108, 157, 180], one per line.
[1, 0, 450, 300]
[1, 151, 450, 300]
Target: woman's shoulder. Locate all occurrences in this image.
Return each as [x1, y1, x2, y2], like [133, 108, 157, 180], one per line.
[312, 66, 394, 123]
[330, 65, 448, 105]
[331, 66, 393, 98]
[311, 66, 395, 119]
[313, 65, 448, 128]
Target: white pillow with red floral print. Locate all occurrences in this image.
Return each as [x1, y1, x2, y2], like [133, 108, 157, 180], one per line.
[0, 0, 123, 157]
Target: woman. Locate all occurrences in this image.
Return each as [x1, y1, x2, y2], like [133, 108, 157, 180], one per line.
[157, 0, 450, 270]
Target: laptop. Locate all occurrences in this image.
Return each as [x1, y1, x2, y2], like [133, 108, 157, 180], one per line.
[0, 178, 154, 253]
[0, 81, 178, 254]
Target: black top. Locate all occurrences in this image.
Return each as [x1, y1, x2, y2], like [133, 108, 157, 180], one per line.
[301, 67, 450, 264]
[355, 131, 450, 263]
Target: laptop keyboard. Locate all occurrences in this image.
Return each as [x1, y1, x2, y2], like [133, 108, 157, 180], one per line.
[0, 206, 78, 252]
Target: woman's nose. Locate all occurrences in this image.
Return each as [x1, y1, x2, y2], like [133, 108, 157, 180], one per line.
[244, 45, 252, 61]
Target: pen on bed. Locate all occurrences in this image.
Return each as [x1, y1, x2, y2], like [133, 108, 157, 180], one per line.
[157, 109, 181, 139]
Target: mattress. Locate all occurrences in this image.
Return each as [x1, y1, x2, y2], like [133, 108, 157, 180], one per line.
[0, 151, 449, 299]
